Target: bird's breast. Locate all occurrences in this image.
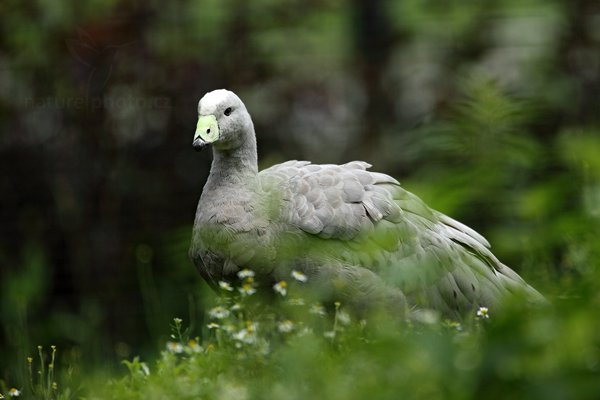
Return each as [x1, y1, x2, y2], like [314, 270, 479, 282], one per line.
[192, 211, 274, 271]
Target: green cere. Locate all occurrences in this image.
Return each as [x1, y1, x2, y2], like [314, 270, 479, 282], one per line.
[195, 114, 219, 143]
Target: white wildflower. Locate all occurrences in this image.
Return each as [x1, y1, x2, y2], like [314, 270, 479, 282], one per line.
[337, 310, 351, 325]
[233, 329, 251, 342]
[476, 306, 490, 319]
[277, 320, 294, 333]
[238, 283, 257, 296]
[218, 281, 234, 291]
[323, 331, 335, 339]
[208, 306, 230, 319]
[291, 270, 308, 283]
[166, 341, 184, 354]
[309, 303, 326, 317]
[237, 269, 255, 279]
[207, 322, 220, 329]
[187, 339, 203, 353]
[233, 323, 258, 344]
[8, 388, 21, 397]
[273, 281, 288, 296]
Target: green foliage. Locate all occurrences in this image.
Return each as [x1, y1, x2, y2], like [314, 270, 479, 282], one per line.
[2, 0, 600, 397]
[94, 279, 600, 400]
[0, 346, 75, 400]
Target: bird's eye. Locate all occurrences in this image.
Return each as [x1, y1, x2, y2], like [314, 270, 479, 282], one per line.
[224, 107, 232, 116]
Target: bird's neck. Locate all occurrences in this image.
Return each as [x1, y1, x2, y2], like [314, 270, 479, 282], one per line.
[205, 133, 259, 191]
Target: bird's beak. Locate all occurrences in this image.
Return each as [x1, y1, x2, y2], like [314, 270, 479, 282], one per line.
[192, 136, 207, 151]
[193, 114, 219, 151]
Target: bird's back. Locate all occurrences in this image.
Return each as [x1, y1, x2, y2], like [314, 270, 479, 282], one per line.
[258, 160, 545, 318]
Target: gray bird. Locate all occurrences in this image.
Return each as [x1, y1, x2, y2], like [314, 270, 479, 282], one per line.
[189, 89, 545, 319]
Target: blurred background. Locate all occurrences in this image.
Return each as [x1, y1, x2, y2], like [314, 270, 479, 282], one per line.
[1, 0, 599, 381]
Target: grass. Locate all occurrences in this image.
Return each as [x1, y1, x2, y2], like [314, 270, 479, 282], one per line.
[99, 291, 600, 400]
[0, 346, 73, 400]
[5, 267, 598, 400]
[105, 297, 600, 400]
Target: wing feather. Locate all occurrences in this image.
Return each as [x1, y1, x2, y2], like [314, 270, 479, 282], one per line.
[260, 160, 402, 239]
[258, 159, 545, 313]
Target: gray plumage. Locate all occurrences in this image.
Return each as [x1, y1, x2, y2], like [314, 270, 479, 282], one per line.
[189, 89, 545, 319]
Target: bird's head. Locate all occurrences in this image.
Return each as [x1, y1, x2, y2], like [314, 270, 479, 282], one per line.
[193, 89, 253, 152]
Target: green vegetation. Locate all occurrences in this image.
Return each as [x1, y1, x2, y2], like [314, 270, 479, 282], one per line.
[98, 269, 599, 400]
[1, 0, 600, 398]
[5, 268, 600, 399]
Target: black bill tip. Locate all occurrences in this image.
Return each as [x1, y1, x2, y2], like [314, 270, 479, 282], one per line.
[192, 137, 208, 152]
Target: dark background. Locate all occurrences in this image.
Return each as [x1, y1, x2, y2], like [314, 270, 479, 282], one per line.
[1, 0, 599, 378]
